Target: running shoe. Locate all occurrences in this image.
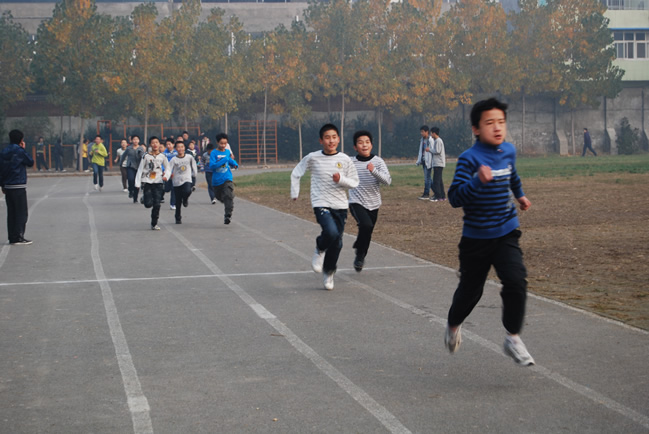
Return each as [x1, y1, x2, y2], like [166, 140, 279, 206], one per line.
[504, 335, 535, 366]
[444, 324, 462, 354]
[151, 225, 161, 231]
[323, 271, 335, 290]
[312, 247, 325, 273]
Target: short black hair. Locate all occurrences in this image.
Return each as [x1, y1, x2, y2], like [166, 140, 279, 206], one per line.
[353, 130, 373, 145]
[430, 127, 440, 135]
[319, 123, 339, 139]
[470, 98, 508, 129]
[148, 136, 159, 144]
[95, 135, 102, 140]
[420, 125, 429, 132]
[9, 129, 24, 145]
[215, 133, 228, 143]
[131, 134, 140, 140]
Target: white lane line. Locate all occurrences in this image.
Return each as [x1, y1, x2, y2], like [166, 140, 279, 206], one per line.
[0, 264, 434, 288]
[0, 182, 57, 270]
[84, 193, 153, 434]
[162, 220, 412, 434]
[235, 215, 649, 430]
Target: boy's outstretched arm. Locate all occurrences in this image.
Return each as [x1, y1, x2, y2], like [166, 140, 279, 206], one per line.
[290, 156, 309, 200]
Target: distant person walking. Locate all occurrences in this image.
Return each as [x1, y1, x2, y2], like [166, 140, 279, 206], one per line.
[0, 130, 34, 245]
[119, 135, 144, 203]
[35, 137, 49, 172]
[445, 98, 534, 367]
[89, 135, 108, 191]
[53, 138, 66, 172]
[581, 128, 597, 157]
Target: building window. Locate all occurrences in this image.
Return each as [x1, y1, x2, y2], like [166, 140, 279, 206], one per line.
[614, 31, 649, 59]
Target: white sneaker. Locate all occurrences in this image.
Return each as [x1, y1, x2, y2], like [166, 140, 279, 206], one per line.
[211, 199, 217, 204]
[98, 186, 102, 192]
[323, 271, 335, 290]
[94, 184, 98, 191]
[123, 188, 128, 192]
[170, 205, 176, 210]
[311, 247, 325, 273]
[151, 224, 161, 231]
[444, 324, 462, 354]
[504, 335, 535, 366]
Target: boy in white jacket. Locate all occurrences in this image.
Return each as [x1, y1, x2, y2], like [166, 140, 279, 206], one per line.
[135, 137, 171, 230]
[291, 124, 359, 290]
[169, 140, 197, 224]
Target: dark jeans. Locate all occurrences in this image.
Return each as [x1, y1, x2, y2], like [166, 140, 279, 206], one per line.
[119, 167, 128, 189]
[213, 181, 234, 218]
[92, 163, 104, 187]
[314, 207, 348, 273]
[36, 153, 49, 171]
[432, 166, 445, 199]
[54, 153, 64, 171]
[164, 179, 176, 207]
[447, 229, 528, 335]
[4, 188, 29, 243]
[127, 167, 139, 202]
[581, 143, 597, 156]
[422, 165, 432, 196]
[349, 203, 378, 259]
[205, 172, 216, 201]
[142, 183, 164, 226]
[173, 182, 193, 221]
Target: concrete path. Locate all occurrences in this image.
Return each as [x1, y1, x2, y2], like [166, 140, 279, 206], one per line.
[0, 174, 647, 433]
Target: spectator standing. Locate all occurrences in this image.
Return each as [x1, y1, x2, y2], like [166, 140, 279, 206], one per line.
[35, 137, 49, 172]
[53, 138, 66, 172]
[430, 126, 446, 201]
[0, 130, 34, 245]
[416, 126, 433, 200]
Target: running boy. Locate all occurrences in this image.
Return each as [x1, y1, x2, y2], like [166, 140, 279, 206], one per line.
[291, 124, 359, 290]
[209, 133, 238, 225]
[169, 140, 197, 224]
[348, 130, 391, 272]
[444, 98, 534, 366]
[163, 138, 178, 210]
[135, 136, 171, 230]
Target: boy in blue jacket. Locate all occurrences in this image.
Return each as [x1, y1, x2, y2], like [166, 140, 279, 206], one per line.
[209, 133, 238, 224]
[444, 98, 534, 366]
[0, 130, 35, 245]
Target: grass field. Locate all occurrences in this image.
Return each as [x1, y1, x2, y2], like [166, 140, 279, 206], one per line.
[235, 154, 649, 330]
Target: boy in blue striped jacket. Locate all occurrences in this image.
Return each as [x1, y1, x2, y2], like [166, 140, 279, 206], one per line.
[444, 98, 535, 367]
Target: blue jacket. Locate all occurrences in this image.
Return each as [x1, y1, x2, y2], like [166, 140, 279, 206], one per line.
[448, 141, 524, 239]
[209, 149, 238, 186]
[0, 143, 34, 188]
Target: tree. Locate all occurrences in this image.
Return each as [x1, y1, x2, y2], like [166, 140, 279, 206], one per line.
[31, 0, 123, 169]
[546, 0, 624, 152]
[0, 12, 32, 114]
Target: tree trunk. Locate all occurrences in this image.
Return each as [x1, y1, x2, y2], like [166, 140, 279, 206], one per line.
[571, 109, 575, 155]
[225, 113, 228, 135]
[521, 90, 526, 154]
[263, 87, 268, 166]
[144, 88, 150, 145]
[378, 109, 383, 158]
[298, 122, 303, 161]
[340, 89, 345, 153]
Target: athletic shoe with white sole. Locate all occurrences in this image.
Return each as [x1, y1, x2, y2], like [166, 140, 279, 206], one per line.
[312, 247, 325, 273]
[504, 335, 535, 366]
[444, 324, 462, 354]
[151, 224, 161, 231]
[323, 271, 335, 290]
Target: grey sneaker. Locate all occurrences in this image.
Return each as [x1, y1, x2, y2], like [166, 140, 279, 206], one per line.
[151, 224, 161, 231]
[444, 324, 462, 354]
[312, 247, 325, 273]
[323, 271, 335, 290]
[504, 335, 535, 366]
[418, 195, 429, 201]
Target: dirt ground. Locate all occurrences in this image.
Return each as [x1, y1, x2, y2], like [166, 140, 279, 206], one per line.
[236, 172, 649, 330]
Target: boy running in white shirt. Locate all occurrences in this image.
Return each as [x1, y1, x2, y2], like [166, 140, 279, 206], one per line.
[169, 140, 197, 224]
[348, 130, 392, 272]
[291, 124, 359, 290]
[135, 136, 171, 230]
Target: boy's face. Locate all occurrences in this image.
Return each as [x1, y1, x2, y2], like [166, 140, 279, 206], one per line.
[132, 137, 140, 146]
[319, 129, 340, 155]
[217, 139, 228, 151]
[176, 143, 185, 156]
[420, 130, 428, 138]
[188, 142, 195, 150]
[150, 139, 160, 153]
[472, 108, 507, 146]
[166, 141, 175, 151]
[121, 140, 128, 149]
[354, 136, 372, 158]
[95, 137, 102, 144]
